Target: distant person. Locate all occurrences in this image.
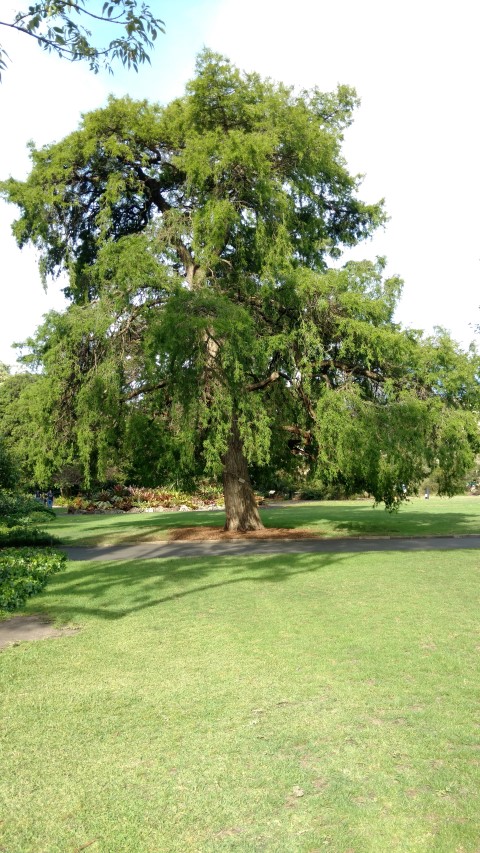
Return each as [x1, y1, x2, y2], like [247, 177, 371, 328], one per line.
[47, 489, 54, 508]
[424, 488, 430, 500]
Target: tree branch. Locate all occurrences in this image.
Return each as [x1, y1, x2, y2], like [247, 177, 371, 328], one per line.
[318, 358, 385, 384]
[123, 380, 167, 402]
[246, 371, 280, 392]
[1, 1, 165, 80]
[135, 165, 200, 285]
[296, 381, 317, 421]
[283, 425, 312, 441]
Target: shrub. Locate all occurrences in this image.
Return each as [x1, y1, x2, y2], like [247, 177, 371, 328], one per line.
[116, 498, 133, 511]
[70, 496, 88, 511]
[0, 548, 66, 611]
[0, 525, 59, 548]
[298, 486, 327, 500]
[0, 490, 59, 548]
[298, 484, 353, 501]
[0, 490, 55, 524]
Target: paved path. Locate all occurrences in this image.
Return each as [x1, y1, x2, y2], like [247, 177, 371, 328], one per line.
[65, 535, 480, 562]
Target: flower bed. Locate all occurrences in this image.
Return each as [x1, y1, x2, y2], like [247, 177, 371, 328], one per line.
[61, 485, 225, 514]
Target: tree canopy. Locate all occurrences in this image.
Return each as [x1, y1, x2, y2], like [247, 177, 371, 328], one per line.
[0, 1, 164, 80]
[2, 51, 479, 528]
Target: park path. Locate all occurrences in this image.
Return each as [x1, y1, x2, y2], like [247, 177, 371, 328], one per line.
[65, 535, 480, 562]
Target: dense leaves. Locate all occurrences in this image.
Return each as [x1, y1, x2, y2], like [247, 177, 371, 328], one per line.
[0, 489, 58, 547]
[0, 547, 66, 611]
[0, 436, 18, 491]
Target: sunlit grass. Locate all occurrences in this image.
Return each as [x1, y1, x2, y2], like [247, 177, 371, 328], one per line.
[1, 546, 480, 851]
[46, 495, 480, 546]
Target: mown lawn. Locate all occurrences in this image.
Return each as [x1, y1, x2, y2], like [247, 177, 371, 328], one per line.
[46, 495, 480, 546]
[1, 545, 480, 851]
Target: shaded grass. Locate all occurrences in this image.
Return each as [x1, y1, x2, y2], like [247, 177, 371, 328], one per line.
[47, 495, 480, 546]
[1, 546, 480, 851]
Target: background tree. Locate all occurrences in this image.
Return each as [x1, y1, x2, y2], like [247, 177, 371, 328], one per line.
[0, 1, 164, 80]
[2, 51, 479, 528]
[0, 369, 40, 487]
[0, 436, 18, 492]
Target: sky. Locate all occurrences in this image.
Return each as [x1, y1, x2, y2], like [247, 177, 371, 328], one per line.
[1, 0, 479, 367]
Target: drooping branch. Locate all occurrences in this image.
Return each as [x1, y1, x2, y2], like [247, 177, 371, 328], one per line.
[122, 380, 167, 402]
[317, 358, 386, 384]
[246, 371, 280, 392]
[0, 1, 165, 79]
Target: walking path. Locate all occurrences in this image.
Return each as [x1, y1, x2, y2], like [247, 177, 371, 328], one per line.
[65, 534, 480, 562]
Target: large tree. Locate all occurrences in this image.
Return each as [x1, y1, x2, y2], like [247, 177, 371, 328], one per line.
[0, 1, 164, 80]
[2, 51, 479, 528]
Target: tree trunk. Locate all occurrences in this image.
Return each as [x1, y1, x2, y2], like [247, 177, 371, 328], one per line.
[222, 416, 264, 532]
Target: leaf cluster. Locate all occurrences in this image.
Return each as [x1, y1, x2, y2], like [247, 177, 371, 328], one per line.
[0, 547, 66, 611]
[0, 1, 164, 80]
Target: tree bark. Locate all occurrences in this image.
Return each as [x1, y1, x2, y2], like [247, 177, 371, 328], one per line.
[222, 416, 264, 532]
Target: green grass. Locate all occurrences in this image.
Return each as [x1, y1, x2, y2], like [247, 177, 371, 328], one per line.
[46, 495, 480, 546]
[1, 546, 480, 851]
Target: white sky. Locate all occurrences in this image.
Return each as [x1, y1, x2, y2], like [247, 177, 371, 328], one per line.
[1, 0, 479, 367]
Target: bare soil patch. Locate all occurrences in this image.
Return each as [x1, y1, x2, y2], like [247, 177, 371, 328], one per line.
[0, 615, 79, 651]
[168, 526, 321, 541]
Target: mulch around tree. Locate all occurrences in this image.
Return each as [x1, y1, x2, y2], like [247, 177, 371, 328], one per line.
[0, 615, 79, 651]
[168, 526, 321, 541]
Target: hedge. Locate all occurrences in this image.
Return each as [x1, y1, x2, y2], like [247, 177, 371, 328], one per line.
[0, 548, 66, 611]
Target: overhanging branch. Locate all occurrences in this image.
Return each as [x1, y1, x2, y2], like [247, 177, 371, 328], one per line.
[318, 358, 385, 384]
[246, 371, 280, 392]
[123, 380, 167, 402]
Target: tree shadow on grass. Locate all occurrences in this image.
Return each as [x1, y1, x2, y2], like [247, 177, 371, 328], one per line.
[262, 502, 480, 537]
[51, 501, 480, 546]
[33, 551, 353, 623]
[332, 508, 480, 537]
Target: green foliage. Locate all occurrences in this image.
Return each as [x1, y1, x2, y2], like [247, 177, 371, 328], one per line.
[0, 547, 66, 611]
[0, 490, 58, 547]
[0, 1, 165, 80]
[0, 371, 41, 486]
[0, 524, 59, 548]
[1, 52, 479, 509]
[298, 484, 351, 501]
[0, 437, 18, 490]
[313, 385, 477, 508]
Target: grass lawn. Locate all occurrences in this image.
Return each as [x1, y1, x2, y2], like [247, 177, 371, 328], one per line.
[46, 495, 480, 546]
[1, 545, 480, 851]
